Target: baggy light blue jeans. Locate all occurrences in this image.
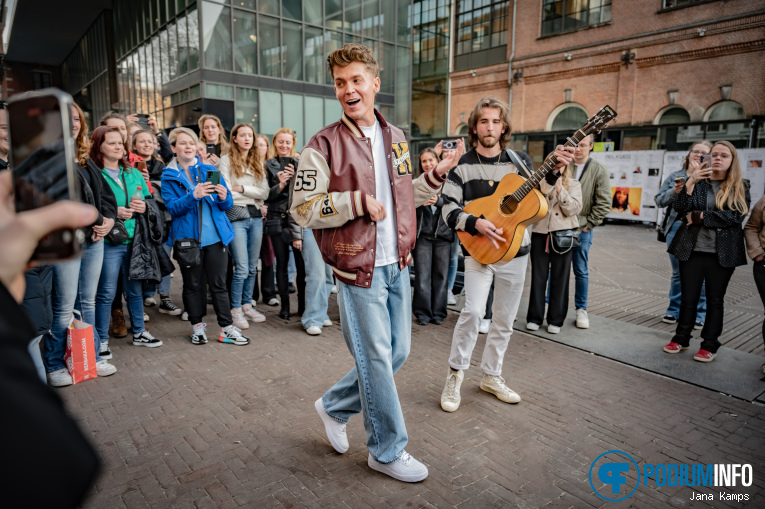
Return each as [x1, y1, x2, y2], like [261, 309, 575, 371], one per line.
[229, 217, 264, 309]
[321, 263, 411, 464]
[45, 240, 104, 372]
[301, 228, 332, 329]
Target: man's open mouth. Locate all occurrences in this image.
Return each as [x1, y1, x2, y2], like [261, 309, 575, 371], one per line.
[347, 99, 360, 106]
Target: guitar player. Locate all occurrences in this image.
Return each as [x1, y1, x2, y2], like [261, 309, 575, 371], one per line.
[439, 96, 574, 412]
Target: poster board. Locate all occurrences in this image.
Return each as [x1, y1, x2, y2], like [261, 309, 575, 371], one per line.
[590, 150, 665, 222]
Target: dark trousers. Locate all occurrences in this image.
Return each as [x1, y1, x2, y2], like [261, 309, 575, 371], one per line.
[527, 232, 574, 327]
[270, 234, 305, 312]
[412, 236, 451, 323]
[179, 242, 232, 327]
[753, 261, 765, 349]
[673, 252, 735, 353]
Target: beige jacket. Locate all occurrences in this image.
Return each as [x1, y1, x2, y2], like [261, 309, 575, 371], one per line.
[744, 195, 765, 260]
[532, 179, 583, 234]
[219, 154, 270, 208]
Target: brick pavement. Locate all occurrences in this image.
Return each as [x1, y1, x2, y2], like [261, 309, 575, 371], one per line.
[58, 278, 765, 508]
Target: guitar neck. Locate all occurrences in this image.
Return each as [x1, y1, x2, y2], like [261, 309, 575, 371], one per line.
[511, 129, 587, 202]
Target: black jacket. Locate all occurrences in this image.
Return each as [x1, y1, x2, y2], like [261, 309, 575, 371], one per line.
[21, 266, 53, 337]
[416, 194, 454, 242]
[265, 157, 301, 241]
[130, 198, 174, 283]
[157, 131, 174, 164]
[0, 281, 100, 507]
[84, 158, 118, 242]
[668, 179, 751, 268]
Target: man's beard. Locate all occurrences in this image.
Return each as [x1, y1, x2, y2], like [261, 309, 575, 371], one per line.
[478, 134, 499, 149]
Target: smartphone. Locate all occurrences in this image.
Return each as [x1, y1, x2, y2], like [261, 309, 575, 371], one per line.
[205, 170, 221, 186]
[205, 142, 218, 157]
[9, 89, 84, 262]
[279, 156, 295, 173]
[443, 140, 457, 150]
[674, 176, 686, 183]
[135, 113, 151, 130]
[699, 153, 713, 168]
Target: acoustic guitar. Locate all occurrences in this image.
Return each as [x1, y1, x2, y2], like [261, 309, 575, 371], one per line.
[458, 105, 617, 265]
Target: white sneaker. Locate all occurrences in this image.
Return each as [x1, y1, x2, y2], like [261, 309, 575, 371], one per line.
[132, 330, 163, 347]
[368, 451, 428, 483]
[447, 290, 457, 305]
[547, 324, 561, 334]
[99, 340, 112, 360]
[330, 285, 338, 294]
[181, 311, 189, 321]
[242, 304, 266, 323]
[267, 297, 280, 306]
[47, 368, 73, 387]
[479, 318, 491, 334]
[480, 374, 521, 403]
[306, 326, 322, 336]
[323, 319, 333, 327]
[96, 360, 117, 377]
[231, 309, 250, 329]
[143, 313, 150, 322]
[314, 398, 348, 453]
[440, 369, 464, 412]
[219, 325, 251, 345]
[576, 309, 589, 329]
[525, 322, 540, 331]
[191, 323, 208, 345]
[144, 297, 157, 307]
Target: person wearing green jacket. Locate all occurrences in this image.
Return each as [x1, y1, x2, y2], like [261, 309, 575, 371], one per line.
[569, 135, 610, 329]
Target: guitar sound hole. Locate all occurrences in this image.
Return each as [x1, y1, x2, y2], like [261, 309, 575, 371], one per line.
[500, 196, 518, 215]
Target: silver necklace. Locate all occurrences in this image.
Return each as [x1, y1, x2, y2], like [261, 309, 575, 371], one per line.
[477, 152, 500, 186]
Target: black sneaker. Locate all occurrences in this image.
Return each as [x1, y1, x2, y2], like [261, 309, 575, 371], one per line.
[218, 326, 251, 345]
[191, 323, 208, 345]
[662, 315, 677, 324]
[159, 298, 182, 316]
[133, 330, 163, 348]
[99, 341, 113, 360]
[288, 282, 296, 294]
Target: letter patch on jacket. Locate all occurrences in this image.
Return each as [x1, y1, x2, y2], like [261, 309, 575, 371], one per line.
[295, 196, 321, 218]
[392, 142, 412, 176]
[320, 195, 337, 218]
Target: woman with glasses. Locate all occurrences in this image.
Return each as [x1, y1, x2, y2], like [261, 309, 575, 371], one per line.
[654, 142, 712, 328]
[663, 141, 750, 362]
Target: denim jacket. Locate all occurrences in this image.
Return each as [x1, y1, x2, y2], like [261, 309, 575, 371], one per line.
[654, 168, 689, 235]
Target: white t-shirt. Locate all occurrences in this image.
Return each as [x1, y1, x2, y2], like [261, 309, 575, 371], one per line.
[360, 121, 399, 267]
[574, 163, 584, 181]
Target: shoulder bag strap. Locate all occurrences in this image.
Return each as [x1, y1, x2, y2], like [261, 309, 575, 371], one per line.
[505, 149, 532, 179]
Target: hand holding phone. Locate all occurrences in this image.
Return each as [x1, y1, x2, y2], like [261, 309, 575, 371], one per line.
[193, 181, 215, 199]
[699, 153, 713, 169]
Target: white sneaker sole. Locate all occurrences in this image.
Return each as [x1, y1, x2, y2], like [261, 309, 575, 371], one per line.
[367, 455, 428, 483]
[480, 382, 521, 404]
[132, 340, 163, 347]
[314, 398, 348, 453]
[159, 307, 182, 316]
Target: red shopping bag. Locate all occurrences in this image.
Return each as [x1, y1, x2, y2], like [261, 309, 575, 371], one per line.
[64, 312, 97, 384]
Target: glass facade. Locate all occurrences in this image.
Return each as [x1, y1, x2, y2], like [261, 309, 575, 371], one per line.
[541, 0, 612, 37]
[60, 0, 413, 149]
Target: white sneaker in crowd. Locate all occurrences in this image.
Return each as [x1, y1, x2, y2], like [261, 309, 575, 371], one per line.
[480, 374, 521, 403]
[99, 340, 112, 360]
[323, 319, 333, 327]
[547, 324, 561, 334]
[306, 326, 322, 336]
[191, 322, 208, 345]
[525, 322, 540, 331]
[330, 285, 338, 294]
[144, 297, 157, 307]
[267, 297, 280, 306]
[447, 290, 457, 305]
[576, 309, 589, 329]
[231, 309, 250, 329]
[96, 360, 117, 377]
[440, 369, 463, 412]
[242, 304, 266, 323]
[181, 311, 189, 321]
[219, 325, 251, 345]
[143, 313, 150, 322]
[314, 398, 348, 453]
[368, 451, 428, 483]
[479, 318, 491, 334]
[47, 368, 73, 387]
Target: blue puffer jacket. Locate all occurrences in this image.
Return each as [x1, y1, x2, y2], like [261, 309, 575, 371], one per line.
[161, 157, 235, 247]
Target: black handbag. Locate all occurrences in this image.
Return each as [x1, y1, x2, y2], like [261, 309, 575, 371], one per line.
[172, 193, 203, 269]
[264, 215, 284, 236]
[656, 209, 671, 243]
[106, 219, 129, 244]
[225, 204, 251, 222]
[550, 228, 581, 254]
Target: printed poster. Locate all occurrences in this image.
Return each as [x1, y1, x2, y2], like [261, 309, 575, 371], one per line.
[590, 150, 664, 222]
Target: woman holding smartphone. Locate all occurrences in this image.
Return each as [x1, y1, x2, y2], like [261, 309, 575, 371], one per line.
[162, 128, 250, 346]
[219, 123, 269, 329]
[93, 126, 162, 350]
[663, 141, 750, 362]
[265, 127, 305, 319]
[654, 141, 712, 327]
[198, 114, 229, 167]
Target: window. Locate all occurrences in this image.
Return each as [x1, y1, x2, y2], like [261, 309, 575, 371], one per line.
[456, 0, 508, 56]
[283, 21, 303, 81]
[549, 105, 588, 131]
[705, 101, 745, 122]
[32, 71, 52, 90]
[413, 0, 450, 78]
[235, 87, 259, 130]
[542, 0, 611, 36]
[202, 2, 233, 71]
[657, 106, 690, 125]
[661, 0, 709, 8]
[206, 83, 234, 100]
[259, 16, 281, 78]
[233, 10, 257, 74]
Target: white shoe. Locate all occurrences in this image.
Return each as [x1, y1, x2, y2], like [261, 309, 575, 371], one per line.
[480, 374, 521, 403]
[576, 309, 589, 329]
[525, 322, 540, 331]
[368, 451, 428, 483]
[231, 309, 250, 329]
[132, 330, 163, 347]
[96, 360, 117, 377]
[242, 304, 266, 323]
[267, 297, 280, 306]
[447, 290, 457, 305]
[323, 319, 333, 327]
[143, 313, 150, 322]
[99, 340, 112, 360]
[191, 323, 208, 345]
[440, 369, 463, 412]
[330, 285, 338, 294]
[306, 326, 322, 336]
[181, 311, 189, 321]
[144, 297, 157, 307]
[47, 368, 73, 387]
[547, 324, 561, 334]
[314, 398, 348, 453]
[479, 318, 491, 334]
